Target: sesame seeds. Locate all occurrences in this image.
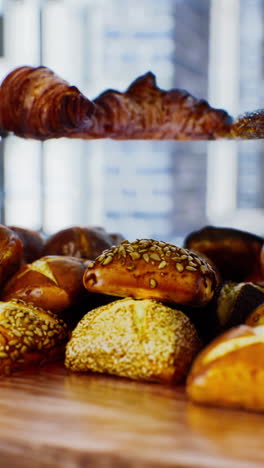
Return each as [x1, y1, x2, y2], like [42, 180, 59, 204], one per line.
[0, 300, 68, 375]
[91, 238, 209, 276]
[149, 278, 157, 289]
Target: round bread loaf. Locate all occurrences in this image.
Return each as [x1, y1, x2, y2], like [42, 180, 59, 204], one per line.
[83, 239, 219, 307]
[43, 226, 122, 260]
[65, 297, 201, 383]
[0, 224, 23, 286]
[2, 255, 87, 314]
[0, 299, 68, 375]
[9, 225, 45, 263]
[187, 324, 264, 412]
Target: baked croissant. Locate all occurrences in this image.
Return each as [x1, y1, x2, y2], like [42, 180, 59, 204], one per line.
[231, 110, 264, 139]
[0, 65, 233, 140]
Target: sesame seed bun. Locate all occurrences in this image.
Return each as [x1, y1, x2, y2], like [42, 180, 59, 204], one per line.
[65, 297, 201, 383]
[83, 239, 220, 307]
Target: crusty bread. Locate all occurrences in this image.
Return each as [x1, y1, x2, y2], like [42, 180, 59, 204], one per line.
[9, 225, 45, 263]
[187, 324, 264, 412]
[83, 239, 220, 307]
[2, 255, 87, 314]
[0, 224, 23, 286]
[65, 298, 201, 383]
[0, 299, 68, 375]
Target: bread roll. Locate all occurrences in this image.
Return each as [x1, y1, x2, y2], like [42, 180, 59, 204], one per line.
[0, 224, 23, 286]
[2, 255, 87, 315]
[184, 226, 263, 282]
[43, 226, 118, 260]
[187, 324, 264, 412]
[65, 298, 201, 383]
[83, 239, 220, 307]
[9, 225, 45, 263]
[0, 299, 68, 375]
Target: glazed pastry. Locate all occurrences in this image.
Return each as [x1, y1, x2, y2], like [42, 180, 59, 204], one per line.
[43, 226, 120, 260]
[0, 299, 68, 375]
[2, 255, 87, 315]
[9, 226, 45, 263]
[0, 224, 23, 286]
[184, 226, 263, 282]
[187, 324, 264, 412]
[0, 65, 232, 140]
[65, 298, 201, 383]
[83, 239, 220, 307]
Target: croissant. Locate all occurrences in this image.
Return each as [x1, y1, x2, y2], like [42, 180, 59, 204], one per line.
[231, 110, 264, 139]
[0, 65, 233, 140]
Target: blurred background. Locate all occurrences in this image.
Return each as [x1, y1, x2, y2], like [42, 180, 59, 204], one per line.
[0, 0, 263, 243]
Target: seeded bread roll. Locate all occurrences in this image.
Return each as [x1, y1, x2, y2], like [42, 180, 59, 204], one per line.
[0, 225, 23, 286]
[2, 255, 87, 315]
[9, 225, 45, 263]
[43, 226, 121, 260]
[83, 239, 220, 307]
[0, 299, 68, 375]
[65, 298, 201, 383]
[187, 324, 264, 412]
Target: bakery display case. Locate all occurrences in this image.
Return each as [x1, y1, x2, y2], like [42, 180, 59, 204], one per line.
[0, 0, 263, 467]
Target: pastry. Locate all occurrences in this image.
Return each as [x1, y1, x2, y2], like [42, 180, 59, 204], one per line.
[9, 225, 45, 263]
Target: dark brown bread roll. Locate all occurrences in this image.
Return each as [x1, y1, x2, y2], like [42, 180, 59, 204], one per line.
[0, 299, 68, 375]
[0, 224, 23, 286]
[8, 226, 45, 263]
[43, 226, 119, 260]
[65, 297, 201, 383]
[83, 239, 220, 307]
[184, 226, 264, 282]
[2, 255, 87, 315]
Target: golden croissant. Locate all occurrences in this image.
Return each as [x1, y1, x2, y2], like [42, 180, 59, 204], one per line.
[0, 65, 233, 140]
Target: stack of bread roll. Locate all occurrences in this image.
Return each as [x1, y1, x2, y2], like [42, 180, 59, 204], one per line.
[0, 222, 264, 413]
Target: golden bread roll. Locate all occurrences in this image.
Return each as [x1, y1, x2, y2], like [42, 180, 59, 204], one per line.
[0, 299, 68, 375]
[9, 225, 45, 263]
[43, 226, 118, 260]
[65, 298, 201, 383]
[2, 255, 87, 314]
[83, 239, 219, 307]
[0, 224, 23, 286]
[184, 226, 263, 282]
[187, 324, 264, 412]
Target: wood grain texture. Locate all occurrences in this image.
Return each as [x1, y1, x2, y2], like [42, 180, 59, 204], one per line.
[0, 362, 263, 468]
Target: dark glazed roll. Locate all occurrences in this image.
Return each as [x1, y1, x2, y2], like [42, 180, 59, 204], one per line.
[43, 226, 121, 260]
[184, 226, 263, 282]
[83, 239, 220, 307]
[0, 225, 23, 286]
[9, 226, 45, 263]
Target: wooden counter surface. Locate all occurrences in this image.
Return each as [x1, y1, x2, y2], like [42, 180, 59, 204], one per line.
[0, 361, 263, 468]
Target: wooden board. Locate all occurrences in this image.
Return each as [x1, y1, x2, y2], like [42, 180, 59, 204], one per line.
[0, 361, 263, 468]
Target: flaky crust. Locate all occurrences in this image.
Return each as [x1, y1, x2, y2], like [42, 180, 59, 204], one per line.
[2, 255, 87, 314]
[0, 66, 232, 140]
[65, 298, 201, 383]
[187, 325, 264, 412]
[83, 239, 219, 307]
[231, 110, 264, 139]
[0, 299, 68, 375]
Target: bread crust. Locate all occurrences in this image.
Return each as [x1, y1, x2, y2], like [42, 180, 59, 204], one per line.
[83, 239, 219, 307]
[0, 225, 23, 286]
[2, 255, 87, 314]
[65, 298, 201, 383]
